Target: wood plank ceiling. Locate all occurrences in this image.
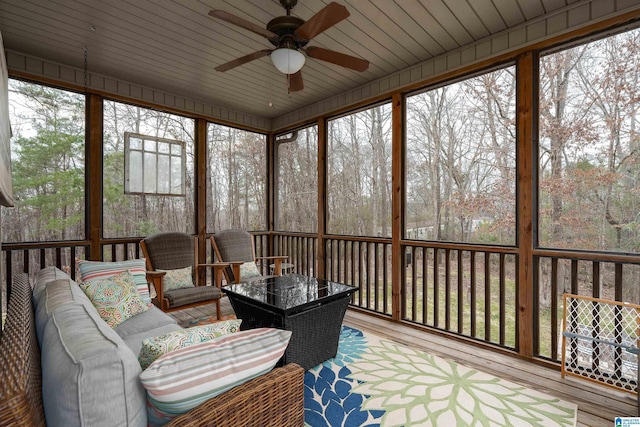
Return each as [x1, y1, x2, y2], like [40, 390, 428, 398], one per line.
[0, 0, 587, 119]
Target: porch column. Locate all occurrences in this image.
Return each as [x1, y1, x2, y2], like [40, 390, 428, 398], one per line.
[391, 93, 404, 321]
[267, 133, 275, 256]
[516, 51, 535, 358]
[86, 93, 103, 261]
[195, 118, 207, 266]
[317, 117, 327, 280]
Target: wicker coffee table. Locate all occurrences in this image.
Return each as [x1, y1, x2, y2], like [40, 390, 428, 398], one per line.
[223, 274, 357, 370]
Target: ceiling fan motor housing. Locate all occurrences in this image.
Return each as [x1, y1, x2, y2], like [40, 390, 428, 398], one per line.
[267, 15, 308, 48]
[210, 0, 369, 90]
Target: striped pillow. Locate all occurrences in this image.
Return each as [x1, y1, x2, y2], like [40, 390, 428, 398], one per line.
[139, 328, 291, 426]
[78, 259, 151, 305]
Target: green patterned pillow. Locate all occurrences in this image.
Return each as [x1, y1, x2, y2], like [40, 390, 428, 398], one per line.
[157, 266, 195, 292]
[80, 269, 148, 328]
[138, 319, 242, 369]
[77, 259, 151, 305]
[239, 261, 261, 279]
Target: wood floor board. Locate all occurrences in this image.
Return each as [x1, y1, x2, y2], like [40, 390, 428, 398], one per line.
[169, 302, 636, 426]
[167, 296, 234, 326]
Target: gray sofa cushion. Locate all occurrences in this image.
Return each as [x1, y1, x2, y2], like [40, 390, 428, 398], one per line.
[32, 266, 72, 303]
[40, 303, 146, 427]
[115, 306, 181, 356]
[114, 305, 177, 339]
[34, 277, 95, 345]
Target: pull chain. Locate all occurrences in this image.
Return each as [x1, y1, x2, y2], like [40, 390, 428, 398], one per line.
[83, 46, 88, 93]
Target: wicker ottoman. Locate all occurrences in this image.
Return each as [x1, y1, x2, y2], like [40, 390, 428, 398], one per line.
[223, 275, 357, 370]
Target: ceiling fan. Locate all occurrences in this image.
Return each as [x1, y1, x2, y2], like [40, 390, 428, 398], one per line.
[209, 0, 370, 92]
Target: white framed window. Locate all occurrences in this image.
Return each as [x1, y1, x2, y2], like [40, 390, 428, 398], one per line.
[124, 132, 186, 196]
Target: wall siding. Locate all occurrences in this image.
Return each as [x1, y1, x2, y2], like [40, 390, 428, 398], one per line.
[5, 50, 272, 132]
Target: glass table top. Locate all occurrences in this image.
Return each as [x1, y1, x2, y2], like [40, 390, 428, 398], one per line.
[223, 274, 357, 311]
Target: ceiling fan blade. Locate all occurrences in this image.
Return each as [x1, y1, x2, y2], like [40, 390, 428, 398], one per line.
[305, 47, 369, 72]
[294, 2, 350, 40]
[209, 10, 277, 39]
[288, 71, 304, 92]
[215, 50, 272, 72]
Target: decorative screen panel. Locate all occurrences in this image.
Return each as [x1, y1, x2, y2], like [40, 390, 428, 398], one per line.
[562, 294, 639, 395]
[124, 132, 185, 196]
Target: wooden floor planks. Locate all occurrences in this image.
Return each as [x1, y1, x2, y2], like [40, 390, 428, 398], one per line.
[170, 300, 636, 426]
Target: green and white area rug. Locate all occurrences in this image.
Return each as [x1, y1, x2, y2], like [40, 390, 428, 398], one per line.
[304, 326, 577, 427]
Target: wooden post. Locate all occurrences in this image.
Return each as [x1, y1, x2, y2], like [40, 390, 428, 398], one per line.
[317, 118, 327, 280]
[391, 93, 404, 321]
[195, 118, 207, 268]
[86, 93, 103, 261]
[517, 51, 535, 358]
[266, 133, 275, 256]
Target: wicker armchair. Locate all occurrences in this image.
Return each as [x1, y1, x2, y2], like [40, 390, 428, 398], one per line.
[210, 229, 289, 284]
[141, 231, 228, 314]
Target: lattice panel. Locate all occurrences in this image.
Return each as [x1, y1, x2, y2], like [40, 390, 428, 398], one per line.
[562, 294, 640, 394]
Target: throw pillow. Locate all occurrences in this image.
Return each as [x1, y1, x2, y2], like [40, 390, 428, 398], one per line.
[80, 270, 148, 328]
[139, 328, 292, 426]
[239, 261, 261, 280]
[78, 259, 152, 305]
[156, 266, 194, 292]
[138, 319, 243, 369]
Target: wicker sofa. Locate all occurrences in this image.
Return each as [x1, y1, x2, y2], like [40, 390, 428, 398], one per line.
[0, 270, 304, 427]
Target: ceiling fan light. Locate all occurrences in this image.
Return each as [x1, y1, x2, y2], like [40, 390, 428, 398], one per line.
[270, 48, 305, 74]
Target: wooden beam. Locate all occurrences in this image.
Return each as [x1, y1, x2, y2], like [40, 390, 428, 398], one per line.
[86, 93, 103, 261]
[195, 118, 207, 265]
[391, 93, 404, 321]
[266, 133, 275, 256]
[317, 117, 327, 280]
[516, 51, 535, 358]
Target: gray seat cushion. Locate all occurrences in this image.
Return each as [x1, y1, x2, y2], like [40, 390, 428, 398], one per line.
[114, 305, 177, 339]
[165, 286, 222, 308]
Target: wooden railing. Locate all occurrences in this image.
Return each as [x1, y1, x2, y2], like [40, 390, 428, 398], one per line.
[2, 240, 89, 293]
[2, 236, 222, 293]
[272, 232, 317, 278]
[324, 236, 392, 316]
[101, 238, 143, 262]
[4, 235, 640, 366]
[402, 243, 518, 350]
